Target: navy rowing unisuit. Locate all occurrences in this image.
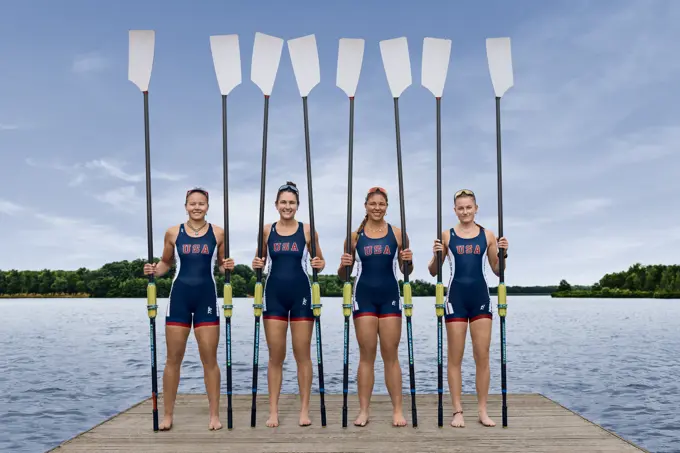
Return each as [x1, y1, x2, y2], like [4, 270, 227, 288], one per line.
[165, 224, 220, 328]
[263, 221, 314, 322]
[445, 225, 493, 323]
[352, 223, 402, 319]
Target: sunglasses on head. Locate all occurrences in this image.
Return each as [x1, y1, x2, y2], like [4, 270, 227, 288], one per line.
[278, 184, 299, 193]
[454, 189, 475, 199]
[367, 186, 387, 195]
[186, 187, 209, 200]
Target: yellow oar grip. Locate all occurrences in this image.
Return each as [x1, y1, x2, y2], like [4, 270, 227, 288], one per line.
[403, 282, 412, 317]
[435, 283, 445, 317]
[342, 282, 352, 317]
[147, 282, 157, 319]
[497, 283, 507, 317]
[312, 282, 321, 317]
[253, 282, 263, 317]
[223, 283, 233, 318]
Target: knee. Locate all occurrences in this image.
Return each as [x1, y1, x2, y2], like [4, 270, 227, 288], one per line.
[166, 352, 183, 368]
[380, 346, 400, 365]
[473, 348, 489, 364]
[269, 349, 286, 367]
[293, 348, 311, 365]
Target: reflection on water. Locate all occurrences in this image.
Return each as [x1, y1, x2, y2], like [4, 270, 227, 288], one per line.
[0, 296, 678, 452]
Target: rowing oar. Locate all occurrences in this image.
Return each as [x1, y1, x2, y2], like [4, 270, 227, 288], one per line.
[379, 37, 417, 428]
[335, 37, 365, 429]
[288, 34, 327, 427]
[421, 36, 451, 429]
[209, 33, 242, 430]
[128, 29, 158, 432]
[250, 32, 284, 428]
[485, 37, 514, 429]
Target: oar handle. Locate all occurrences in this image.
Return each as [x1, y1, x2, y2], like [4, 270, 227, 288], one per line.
[435, 283, 444, 317]
[253, 282, 263, 317]
[402, 281, 413, 317]
[342, 282, 352, 317]
[312, 282, 322, 317]
[147, 281, 158, 318]
[223, 282, 233, 318]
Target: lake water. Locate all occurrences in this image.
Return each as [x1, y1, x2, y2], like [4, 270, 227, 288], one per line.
[0, 296, 677, 453]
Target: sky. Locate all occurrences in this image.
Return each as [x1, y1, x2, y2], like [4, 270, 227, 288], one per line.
[1, 0, 679, 286]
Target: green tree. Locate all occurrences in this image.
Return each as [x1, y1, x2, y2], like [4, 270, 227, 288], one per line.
[558, 279, 571, 292]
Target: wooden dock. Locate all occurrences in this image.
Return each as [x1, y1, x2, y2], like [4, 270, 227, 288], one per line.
[49, 393, 647, 452]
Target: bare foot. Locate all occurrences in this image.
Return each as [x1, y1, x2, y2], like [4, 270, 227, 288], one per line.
[299, 408, 311, 427]
[478, 410, 495, 427]
[353, 410, 369, 427]
[450, 410, 464, 428]
[209, 415, 222, 430]
[266, 412, 279, 428]
[392, 411, 407, 427]
[159, 414, 173, 431]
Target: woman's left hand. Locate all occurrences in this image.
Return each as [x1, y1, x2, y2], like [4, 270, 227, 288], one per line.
[497, 237, 509, 252]
[399, 248, 413, 261]
[221, 257, 235, 271]
[310, 256, 325, 270]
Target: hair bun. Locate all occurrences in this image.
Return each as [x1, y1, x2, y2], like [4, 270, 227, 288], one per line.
[286, 181, 296, 187]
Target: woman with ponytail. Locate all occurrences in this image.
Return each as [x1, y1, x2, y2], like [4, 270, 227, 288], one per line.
[251, 181, 326, 428]
[337, 186, 413, 427]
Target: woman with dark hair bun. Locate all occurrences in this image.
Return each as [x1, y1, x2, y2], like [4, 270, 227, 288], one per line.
[251, 181, 326, 428]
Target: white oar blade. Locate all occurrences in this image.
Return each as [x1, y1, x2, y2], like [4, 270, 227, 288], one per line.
[287, 34, 320, 97]
[251, 32, 284, 96]
[486, 37, 514, 97]
[210, 34, 242, 95]
[379, 37, 412, 98]
[128, 30, 155, 91]
[421, 37, 451, 97]
[336, 38, 365, 97]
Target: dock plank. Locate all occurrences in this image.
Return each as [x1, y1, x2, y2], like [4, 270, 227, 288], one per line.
[49, 393, 647, 453]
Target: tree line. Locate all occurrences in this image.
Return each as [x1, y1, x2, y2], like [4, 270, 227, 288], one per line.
[0, 258, 557, 298]
[552, 263, 680, 299]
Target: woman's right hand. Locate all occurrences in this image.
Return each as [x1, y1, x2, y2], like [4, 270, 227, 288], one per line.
[339, 253, 354, 267]
[432, 239, 444, 254]
[252, 257, 265, 269]
[143, 263, 156, 276]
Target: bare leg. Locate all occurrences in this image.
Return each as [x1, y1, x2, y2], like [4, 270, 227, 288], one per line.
[160, 325, 190, 430]
[377, 316, 406, 426]
[194, 324, 222, 430]
[446, 320, 468, 427]
[470, 318, 495, 427]
[263, 319, 288, 427]
[353, 316, 378, 426]
[291, 320, 314, 426]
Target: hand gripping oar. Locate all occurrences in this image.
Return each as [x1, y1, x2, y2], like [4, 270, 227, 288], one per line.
[288, 34, 327, 427]
[250, 32, 284, 428]
[335, 37, 365, 429]
[421, 36, 451, 429]
[128, 30, 158, 432]
[485, 37, 514, 429]
[379, 37, 417, 428]
[209, 33, 242, 430]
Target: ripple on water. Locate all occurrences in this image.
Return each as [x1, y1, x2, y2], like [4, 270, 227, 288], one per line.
[0, 297, 679, 453]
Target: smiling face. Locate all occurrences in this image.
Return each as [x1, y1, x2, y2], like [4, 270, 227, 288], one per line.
[185, 192, 209, 221]
[454, 194, 478, 224]
[275, 191, 298, 220]
[365, 192, 388, 222]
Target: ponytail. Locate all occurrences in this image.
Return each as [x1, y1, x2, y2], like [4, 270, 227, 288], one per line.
[357, 214, 369, 235]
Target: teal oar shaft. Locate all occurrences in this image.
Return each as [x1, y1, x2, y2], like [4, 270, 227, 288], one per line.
[495, 96, 508, 428]
[142, 90, 159, 432]
[393, 97, 417, 428]
[221, 94, 233, 430]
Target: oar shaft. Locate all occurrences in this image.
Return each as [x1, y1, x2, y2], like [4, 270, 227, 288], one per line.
[495, 96, 508, 428]
[221, 94, 233, 430]
[256, 96, 270, 282]
[435, 96, 444, 428]
[302, 97, 318, 282]
[142, 91, 159, 433]
[392, 98, 409, 280]
[342, 96, 355, 429]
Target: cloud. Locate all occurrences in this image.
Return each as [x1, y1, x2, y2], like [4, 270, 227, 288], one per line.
[94, 186, 142, 213]
[72, 52, 110, 74]
[0, 200, 25, 216]
[0, 124, 19, 131]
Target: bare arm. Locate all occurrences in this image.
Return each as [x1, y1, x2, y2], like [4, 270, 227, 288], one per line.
[427, 229, 450, 277]
[393, 226, 414, 276]
[485, 229, 506, 277]
[154, 227, 177, 277]
[337, 232, 358, 280]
